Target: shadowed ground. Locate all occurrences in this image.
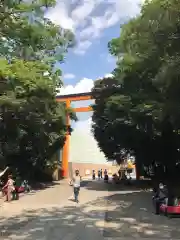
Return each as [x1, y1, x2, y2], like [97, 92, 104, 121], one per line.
[0, 179, 179, 239]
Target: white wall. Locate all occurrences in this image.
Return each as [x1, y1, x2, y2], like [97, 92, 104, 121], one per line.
[70, 115, 107, 164]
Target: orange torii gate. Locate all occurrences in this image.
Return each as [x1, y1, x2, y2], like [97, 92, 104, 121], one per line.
[56, 92, 93, 178]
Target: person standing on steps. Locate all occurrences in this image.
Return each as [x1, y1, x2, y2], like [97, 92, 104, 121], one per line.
[104, 169, 108, 183]
[104, 169, 107, 178]
[98, 170, 101, 180]
[92, 170, 95, 180]
[71, 170, 81, 203]
[100, 169, 103, 178]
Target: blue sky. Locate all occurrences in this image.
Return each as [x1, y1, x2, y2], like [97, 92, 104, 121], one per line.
[60, 24, 119, 85]
[46, 0, 144, 163]
[46, 0, 144, 92]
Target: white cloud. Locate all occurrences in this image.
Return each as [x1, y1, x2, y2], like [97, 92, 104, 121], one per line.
[46, 0, 145, 55]
[46, 2, 74, 31]
[57, 73, 113, 95]
[73, 40, 92, 55]
[57, 77, 94, 95]
[71, 1, 95, 22]
[104, 73, 114, 78]
[64, 73, 75, 79]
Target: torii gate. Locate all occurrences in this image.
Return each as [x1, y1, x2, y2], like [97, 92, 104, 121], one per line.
[56, 92, 93, 178]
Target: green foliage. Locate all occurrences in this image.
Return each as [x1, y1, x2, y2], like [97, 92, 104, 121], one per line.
[0, 0, 76, 180]
[92, 0, 180, 183]
[0, 0, 74, 63]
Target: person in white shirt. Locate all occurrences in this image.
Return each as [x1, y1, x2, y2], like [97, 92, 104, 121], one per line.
[71, 170, 81, 203]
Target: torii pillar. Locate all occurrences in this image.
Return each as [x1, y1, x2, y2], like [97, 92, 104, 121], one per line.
[61, 99, 70, 178]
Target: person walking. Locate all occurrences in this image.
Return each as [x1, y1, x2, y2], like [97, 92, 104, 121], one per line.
[71, 170, 81, 203]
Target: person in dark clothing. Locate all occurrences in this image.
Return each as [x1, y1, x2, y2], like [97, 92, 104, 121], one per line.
[104, 169, 108, 183]
[100, 169, 103, 178]
[153, 183, 167, 214]
[92, 170, 95, 180]
[104, 169, 107, 177]
[98, 170, 101, 180]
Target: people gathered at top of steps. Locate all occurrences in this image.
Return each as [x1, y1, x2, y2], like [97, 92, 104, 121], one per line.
[92, 169, 109, 182]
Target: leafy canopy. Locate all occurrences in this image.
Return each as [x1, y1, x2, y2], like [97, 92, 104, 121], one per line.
[92, 0, 180, 182]
[0, 0, 76, 180]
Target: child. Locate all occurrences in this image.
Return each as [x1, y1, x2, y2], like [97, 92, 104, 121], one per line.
[2, 175, 15, 202]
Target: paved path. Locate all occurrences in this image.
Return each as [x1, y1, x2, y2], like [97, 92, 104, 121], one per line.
[0, 179, 180, 239]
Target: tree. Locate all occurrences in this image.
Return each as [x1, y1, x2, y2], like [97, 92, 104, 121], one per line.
[0, 1, 76, 180]
[0, 0, 74, 62]
[92, 0, 180, 193]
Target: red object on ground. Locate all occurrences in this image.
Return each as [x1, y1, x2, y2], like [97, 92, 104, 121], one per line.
[3, 186, 25, 194]
[15, 186, 25, 193]
[160, 204, 167, 212]
[166, 206, 180, 214]
[160, 204, 180, 214]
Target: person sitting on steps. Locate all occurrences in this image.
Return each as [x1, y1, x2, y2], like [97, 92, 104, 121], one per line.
[154, 183, 167, 214]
